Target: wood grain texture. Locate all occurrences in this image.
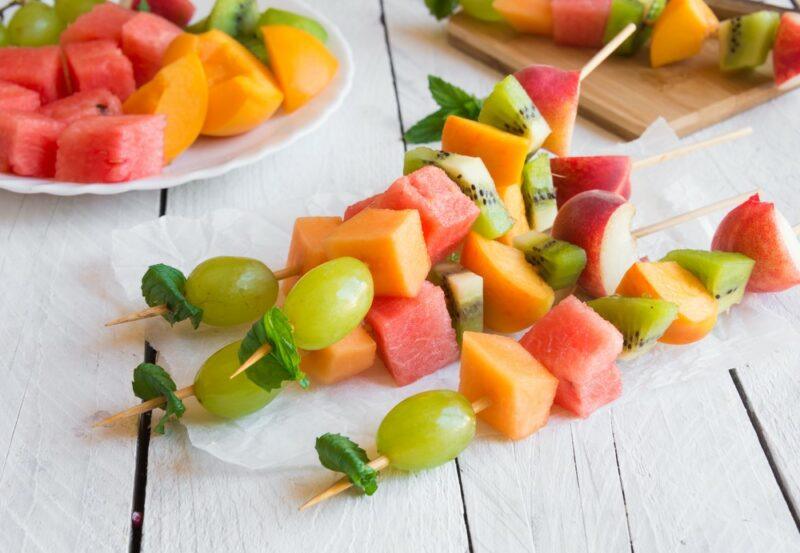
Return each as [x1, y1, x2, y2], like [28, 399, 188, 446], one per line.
[446, 12, 798, 140]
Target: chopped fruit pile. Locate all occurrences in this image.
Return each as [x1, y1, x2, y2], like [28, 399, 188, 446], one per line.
[0, 0, 339, 183]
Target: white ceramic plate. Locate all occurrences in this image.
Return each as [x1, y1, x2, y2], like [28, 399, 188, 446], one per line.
[0, 0, 353, 196]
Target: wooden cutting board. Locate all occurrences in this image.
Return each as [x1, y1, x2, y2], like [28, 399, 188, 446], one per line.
[447, 12, 798, 139]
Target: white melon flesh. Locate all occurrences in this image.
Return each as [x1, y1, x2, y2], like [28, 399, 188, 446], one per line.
[600, 203, 638, 296]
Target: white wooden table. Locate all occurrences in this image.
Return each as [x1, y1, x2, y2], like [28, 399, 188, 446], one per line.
[2, 2, 800, 552]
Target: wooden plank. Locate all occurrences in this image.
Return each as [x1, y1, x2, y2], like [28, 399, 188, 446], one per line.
[0, 191, 160, 552]
[141, 1, 470, 551]
[446, 12, 798, 139]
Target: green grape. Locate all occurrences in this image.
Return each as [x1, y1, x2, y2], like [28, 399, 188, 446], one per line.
[376, 390, 475, 472]
[283, 257, 373, 350]
[8, 2, 64, 46]
[0, 24, 9, 47]
[459, 0, 502, 22]
[194, 341, 280, 419]
[54, 0, 103, 24]
[185, 256, 278, 327]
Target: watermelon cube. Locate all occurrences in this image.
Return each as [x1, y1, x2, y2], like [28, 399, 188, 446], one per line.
[64, 40, 136, 101]
[132, 0, 196, 27]
[60, 3, 136, 46]
[551, 0, 612, 48]
[460, 332, 558, 440]
[344, 194, 381, 220]
[366, 281, 460, 386]
[774, 12, 800, 89]
[341, 167, 480, 263]
[39, 88, 122, 123]
[519, 296, 623, 418]
[55, 115, 166, 183]
[121, 12, 183, 85]
[0, 81, 41, 112]
[0, 46, 68, 103]
[0, 112, 65, 177]
[551, 156, 632, 207]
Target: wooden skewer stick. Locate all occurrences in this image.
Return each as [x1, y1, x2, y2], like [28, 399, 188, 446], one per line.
[105, 265, 301, 327]
[93, 385, 196, 427]
[632, 190, 758, 239]
[579, 23, 637, 82]
[632, 127, 753, 171]
[228, 343, 273, 380]
[299, 397, 493, 511]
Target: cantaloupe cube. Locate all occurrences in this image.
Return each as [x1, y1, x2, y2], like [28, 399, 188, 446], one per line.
[282, 216, 342, 295]
[497, 184, 531, 246]
[460, 331, 558, 440]
[493, 0, 553, 35]
[460, 231, 554, 332]
[300, 326, 376, 385]
[324, 208, 431, 298]
[441, 115, 529, 189]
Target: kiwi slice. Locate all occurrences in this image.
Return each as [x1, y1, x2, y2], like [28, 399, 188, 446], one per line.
[207, 0, 259, 39]
[512, 230, 587, 290]
[661, 249, 755, 313]
[521, 151, 556, 232]
[588, 296, 679, 359]
[404, 147, 514, 240]
[258, 8, 328, 43]
[641, 0, 665, 25]
[603, 0, 645, 56]
[478, 75, 551, 151]
[238, 33, 268, 64]
[429, 263, 484, 344]
[718, 11, 780, 71]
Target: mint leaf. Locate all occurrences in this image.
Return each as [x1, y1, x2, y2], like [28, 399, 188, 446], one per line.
[140, 264, 203, 328]
[404, 76, 483, 144]
[137, 0, 150, 12]
[404, 108, 449, 144]
[428, 75, 482, 113]
[239, 307, 306, 392]
[132, 363, 186, 434]
[315, 433, 378, 495]
[424, 0, 458, 20]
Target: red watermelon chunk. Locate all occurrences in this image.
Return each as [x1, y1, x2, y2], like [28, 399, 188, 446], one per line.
[519, 296, 623, 418]
[551, 156, 632, 207]
[55, 115, 166, 183]
[0, 46, 68, 103]
[60, 3, 136, 46]
[344, 194, 380, 220]
[0, 112, 65, 177]
[132, 0, 196, 27]
[0, 81, 41, 112]
[366, 281, 460, 386]
[551, 0, 612, 48]
[774, 12, 800, 89]
[121, 12, 183, 85]
[64, 40, 136, 101]
[39, 88, 122, 123]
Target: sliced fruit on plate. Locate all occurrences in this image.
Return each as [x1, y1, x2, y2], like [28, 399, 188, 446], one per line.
[551, 0, 612, 49]
[55, 114, 166, 183]
[497, 184, 531, 246]
[718, 10, 779, 72]
[133, 0, 196, 27]
[587, 296, 678, 359]
[492, 0, 553, 35]
[460, 231, 554, 333]
[774, 12, 800, 89]
[0, 46, 68, 103]
[711, 194, 800, 292]
[0, 112, 64, 178]
[520, 151, 557, 232]
[513, 230, 587, 291]
[0, 81, 41, 112]
[60, 3, 135, 45]
[39, 88, 122, 123]
[121, 12, 183, 86]
[650, 0, 718, 68]
[519, 296, 623, 418]
[478, 75, 551, 152]
[123, 52, 208, 163]
[262, 24, 338, 112]
[206, 0, 259, 39]
[366, 281, 460, 386]
[460, 331, 558, 439]
[428, 262, 484, 343]
[282, 216, 343, 295]
[551, 155, 632, 207]
[441, 115, 529, 189]
[661, 249, 755, 313]
[300, 326, 376, 385]
[616, 261, 718, 345]
[63, 39, 137, 101]
[259, 8, 328, 43]
[603, 0, 644, 56]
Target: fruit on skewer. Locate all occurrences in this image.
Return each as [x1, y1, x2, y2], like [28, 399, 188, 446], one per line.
[711, 194, 800, 292]
[587, 296, 678, 359]
[428, 263, 484, 344]
[477, 74, 552, 152]
[0, 81, 42, 112]
[650, 0, 718, 68]
[492, 0, 553, 36]
[520, 151, 557, 232]
[603, 0, 645, 56]
[551, 0, 612, 49]
[282, 216, 342, 294]
[496, 184, 531, 246]
[512, 230, 588, 291]
[773, 12, 800, 89]
[300, 326, 377, 385]
[718, 10, 779, 72]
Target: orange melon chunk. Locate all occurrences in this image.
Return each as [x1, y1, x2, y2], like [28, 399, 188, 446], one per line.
[650, 0, 718, 68]
[493, 0, 553, 35]
[461, 231, 554, 332]
[282, 216, 342, 295]
[122, 52, 208, 163]
[460, 331, 558, 440]
[324, 208, 431, 298]
[616, 261, 718, 345]
[262, 25, 338, 112]
[441, 115, 529, 189]
[497, 184, 530, 246]
[301, 326, 377, 385]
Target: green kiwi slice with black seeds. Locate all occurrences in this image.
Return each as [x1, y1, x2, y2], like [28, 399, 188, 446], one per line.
[478, 75, 551, 151]
[428, 263, 484, 344]
[520, 151, 556, 231]
[512, 230, 587, 290]
[588, 296, 679, 359]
